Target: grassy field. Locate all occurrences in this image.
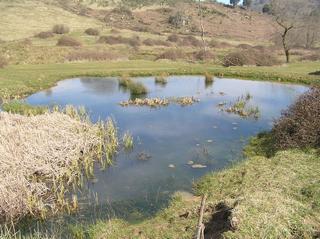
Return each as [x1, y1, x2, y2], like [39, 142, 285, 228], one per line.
[0, 60, 319, 99]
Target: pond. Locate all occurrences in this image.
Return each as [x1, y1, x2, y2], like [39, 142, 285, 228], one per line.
[26, 76, 308, 224]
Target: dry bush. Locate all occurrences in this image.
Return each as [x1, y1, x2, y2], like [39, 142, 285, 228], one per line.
[0, 110, 119, 223]
[156, 49, 186, 61]
[237, 43, 252, 49]
[143, 38, 170, 47]
[110, 28, 120, 34]
[181, 35, 202, 47]
[299, 53, 320, 62]
[167, 34, 180, 43]
[34, 31, 54, 39]
[57, 36, 82, 47]
[52, 24, 70, 34]
[84, 28, 100, 36]
[208, 40, 232, 48]
[98, 35, 140, 47]
[272, 87, 320, 150]
[0, 56, 8, 69]
[223, 48, 279, 67]
[193, 50, 215, 61]
[66, 50, 120, 61]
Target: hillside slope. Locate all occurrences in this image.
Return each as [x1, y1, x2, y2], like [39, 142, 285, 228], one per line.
[0, 0, 276, 43]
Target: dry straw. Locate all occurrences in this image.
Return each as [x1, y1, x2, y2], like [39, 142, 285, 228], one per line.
[0, 109, 119, 223]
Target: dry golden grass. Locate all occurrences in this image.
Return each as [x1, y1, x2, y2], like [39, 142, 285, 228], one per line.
[0, 110, 118, 223]
[0, 0, 102, 41]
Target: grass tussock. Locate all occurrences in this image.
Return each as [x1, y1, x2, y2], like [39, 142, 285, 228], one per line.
[193, 50, 215, 61]
[166, 34, 202, 47]
[118, 77, 148, 96]
[34, 31, 54, 39]
[204, 72, 214, 83]
[272, 87, 320, 150]
[52, 24, 70, 34]
[84, 28, 100, 36]
[57, 36, 82, 47]
[122, 132, 134, 151]
[0, 108, 120, 223]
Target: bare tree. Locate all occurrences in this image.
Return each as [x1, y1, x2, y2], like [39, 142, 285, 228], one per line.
[270, 0, 314, 63]
[198, 0, 207, 52]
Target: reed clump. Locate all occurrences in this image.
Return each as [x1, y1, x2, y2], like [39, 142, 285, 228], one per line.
[122, 132, 134, 151]
[0, 108, 120, 223]
[218, 94, 260, 119]
[155, 73, 168, 85]
[204, 72, 214, 83]
[118, 77, 148, 96]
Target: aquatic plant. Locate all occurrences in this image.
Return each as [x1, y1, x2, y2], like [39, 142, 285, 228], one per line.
[122, 132, 134, 151]
[0, 109, 120, 223]
[218, 94, 260, 119]
[173, 97, 200, 106]
[118, 77, 148, 96]
[204, 72, 214, 83]
[155, 73, 168, 85]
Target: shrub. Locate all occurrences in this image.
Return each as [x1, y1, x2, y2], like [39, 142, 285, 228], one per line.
[193, 50, 215, 61]
[223, 49, 279, 67]
[84, 28, 100, 36]
[208, 40, 232, 48]
[34, 31, 54, 39]
[98, 35, 140, 47]
[57, 36, 82, 47]
[167, 34, 180, 43]
[237, 43, 252, 49]
[52, 24, 70, 34]
[143, 38, 170, 47]
[156, 49, 186, 61]
[66, 50, 120, 61]
[272, 87, 320, 150]
[299, 53, 320, 62]
[181, 35, 202, 47]
[0, 56, 8, 69]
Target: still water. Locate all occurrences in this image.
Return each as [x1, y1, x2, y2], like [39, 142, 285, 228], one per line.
[27, 76, 308, 222]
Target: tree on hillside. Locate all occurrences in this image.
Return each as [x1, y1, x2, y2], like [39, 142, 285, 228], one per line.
[230, 0, 241, 7]
[243, 0, 252, 8]
[270, 0, 314, 63]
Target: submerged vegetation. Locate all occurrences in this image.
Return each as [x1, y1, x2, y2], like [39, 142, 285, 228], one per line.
[0, 107, 121, 223]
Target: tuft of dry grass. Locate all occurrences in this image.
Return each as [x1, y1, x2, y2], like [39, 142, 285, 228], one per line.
[0, 109, 119, 223]
[52, 24, 70, 34]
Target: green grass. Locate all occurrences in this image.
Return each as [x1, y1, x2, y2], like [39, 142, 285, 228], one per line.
[2, 100, 48, 116]
[0, 60, 319, 99]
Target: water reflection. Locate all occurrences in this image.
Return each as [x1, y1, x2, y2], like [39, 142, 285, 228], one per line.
[26, 76, 308, 224]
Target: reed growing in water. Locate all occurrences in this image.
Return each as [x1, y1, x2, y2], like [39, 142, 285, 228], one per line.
[118, 76, 148, 96]
[0, 107, 120, 223]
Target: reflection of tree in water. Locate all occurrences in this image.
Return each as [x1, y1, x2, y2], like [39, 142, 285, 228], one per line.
[80, 77, 118, 95]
